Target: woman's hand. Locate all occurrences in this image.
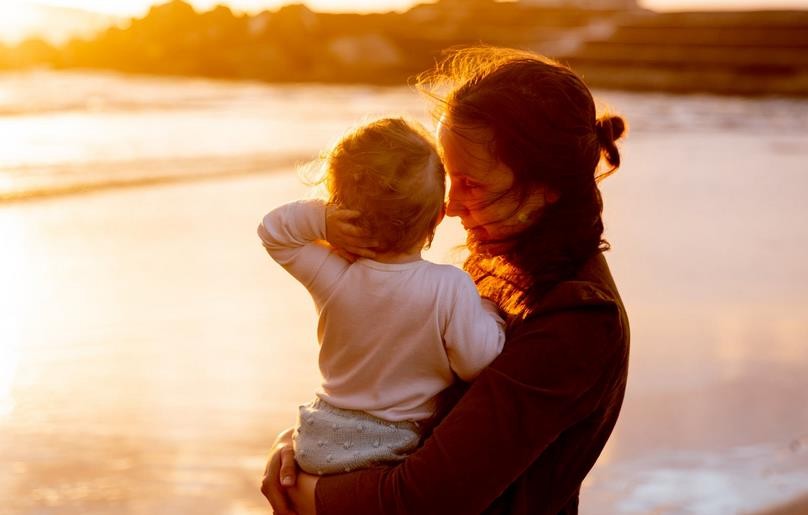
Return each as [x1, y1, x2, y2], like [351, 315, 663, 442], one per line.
[260, 428, 300, 515]
[286, 472, 319, 515]
[325, 204, 377, 261]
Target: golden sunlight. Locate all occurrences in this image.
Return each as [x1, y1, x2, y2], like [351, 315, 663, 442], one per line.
[3, 0, 808, 43]
[8, 0, 808, 18]
[0, 3, 40, 42]
[0, 1, 117, 43]
[5, 0, 423, 18]
[0, 210, 26, 419]
[8, 0, 155, 17]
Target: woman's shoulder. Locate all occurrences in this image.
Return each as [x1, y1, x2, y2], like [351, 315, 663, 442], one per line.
[505, 253, 629, 362]
[528, 253, 625, 318]
[494, 287, 628, 394]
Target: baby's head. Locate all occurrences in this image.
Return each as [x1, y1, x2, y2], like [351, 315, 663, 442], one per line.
[325, 117, 445, 254]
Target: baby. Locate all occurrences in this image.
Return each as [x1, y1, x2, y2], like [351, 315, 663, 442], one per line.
[258, 117, 505, 474]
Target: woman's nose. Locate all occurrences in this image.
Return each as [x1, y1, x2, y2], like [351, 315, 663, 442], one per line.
[445, 198, 468, 218]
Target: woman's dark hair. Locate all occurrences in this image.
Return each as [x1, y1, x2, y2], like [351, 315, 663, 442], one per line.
[418, 46, 626, 316]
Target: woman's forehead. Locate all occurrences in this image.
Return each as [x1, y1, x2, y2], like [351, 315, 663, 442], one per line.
[437, 121, 496, 176]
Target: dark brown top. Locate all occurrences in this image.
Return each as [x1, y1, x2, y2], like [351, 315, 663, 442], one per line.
[316, 253, 630, 515]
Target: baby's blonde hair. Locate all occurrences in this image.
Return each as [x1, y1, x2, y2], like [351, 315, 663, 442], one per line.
[326, 117, 445, 254]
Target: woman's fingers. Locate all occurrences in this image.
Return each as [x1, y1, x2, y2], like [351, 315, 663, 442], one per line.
[286, 473, 319, 515]
[279, 446, 297, 486]
[261, 430, 298, 515]
[260, 450, 297, 515]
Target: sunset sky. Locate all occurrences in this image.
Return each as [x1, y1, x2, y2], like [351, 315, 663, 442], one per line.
[8, 0, 808, 16]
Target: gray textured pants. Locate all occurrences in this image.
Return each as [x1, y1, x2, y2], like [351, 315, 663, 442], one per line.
[293, 398, 421, 475]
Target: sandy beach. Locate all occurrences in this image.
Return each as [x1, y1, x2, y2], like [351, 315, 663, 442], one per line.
[2, 173, 296, 513]
[2, 152, 807, 513]
[1, 72, 808, 513]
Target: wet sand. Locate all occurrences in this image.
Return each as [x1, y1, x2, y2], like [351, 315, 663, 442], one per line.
[2, 128, 808, 513]
[0, 173, 319, 515]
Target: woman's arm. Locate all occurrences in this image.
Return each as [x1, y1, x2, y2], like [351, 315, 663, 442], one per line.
[315, 304, 624, 514]
[261, 436, 319, 515]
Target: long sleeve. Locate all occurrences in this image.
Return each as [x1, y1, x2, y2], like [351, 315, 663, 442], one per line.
[257, 199, 348, 305]
[443, 275, 506, 381]
[315, 298, 627, 515]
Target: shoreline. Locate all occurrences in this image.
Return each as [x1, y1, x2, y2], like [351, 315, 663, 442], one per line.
[7, 62, 808, 100]
[0, 154, 310, 205]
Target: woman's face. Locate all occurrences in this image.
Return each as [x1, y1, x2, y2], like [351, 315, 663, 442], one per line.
[438, 118, 550, 253]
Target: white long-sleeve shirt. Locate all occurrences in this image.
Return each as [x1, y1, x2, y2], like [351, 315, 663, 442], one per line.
[258, 199, 505, 422]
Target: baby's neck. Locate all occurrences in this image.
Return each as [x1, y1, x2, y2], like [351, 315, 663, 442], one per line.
[371, 249, 422, 264]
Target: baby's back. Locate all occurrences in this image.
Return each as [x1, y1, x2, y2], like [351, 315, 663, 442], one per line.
[316, 258, 468, 422]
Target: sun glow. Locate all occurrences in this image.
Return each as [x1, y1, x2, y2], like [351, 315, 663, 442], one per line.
[5, 0, 423, 18]
[0, 3, 42, 42]
[5, 0, 805, 16]
[2, 0, 808, 42]
[0, 209, 27, 419]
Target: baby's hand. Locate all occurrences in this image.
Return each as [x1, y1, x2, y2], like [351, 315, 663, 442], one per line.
[325, 204, 378, 260]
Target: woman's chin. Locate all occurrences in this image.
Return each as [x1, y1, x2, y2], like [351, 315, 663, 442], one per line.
[465, 228, 487, 248]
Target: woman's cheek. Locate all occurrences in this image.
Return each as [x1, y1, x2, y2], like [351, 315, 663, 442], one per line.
[475, 195, 519, 225]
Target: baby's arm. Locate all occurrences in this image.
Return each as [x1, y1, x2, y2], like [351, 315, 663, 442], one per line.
[443, 273, 506, 381]
[258, 199, 347, 300]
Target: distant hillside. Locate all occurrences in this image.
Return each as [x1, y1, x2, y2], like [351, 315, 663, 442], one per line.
[1, 0, 807, 96]
[5, 1, 633, 84]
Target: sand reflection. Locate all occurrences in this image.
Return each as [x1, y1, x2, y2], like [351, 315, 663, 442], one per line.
[1, 86, 807, 513]
[0, 209, 30, 419]
[0, 336, 17, 418]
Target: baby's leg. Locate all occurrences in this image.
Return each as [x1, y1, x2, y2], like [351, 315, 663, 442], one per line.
[293, 398, 421, 475]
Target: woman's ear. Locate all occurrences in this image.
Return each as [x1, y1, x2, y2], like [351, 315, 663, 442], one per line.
[544, 187, 560, 205]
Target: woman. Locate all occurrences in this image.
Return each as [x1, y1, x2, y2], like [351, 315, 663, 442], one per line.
[262, 46, 629, 515]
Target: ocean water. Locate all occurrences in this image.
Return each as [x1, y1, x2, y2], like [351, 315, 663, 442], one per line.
[2, 69, 807, 201]
[1, 70, 807, 514]
[0, 70, 427, 201]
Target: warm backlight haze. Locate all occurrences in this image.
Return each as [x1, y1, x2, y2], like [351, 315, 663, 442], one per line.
[1, 0, 807, 513]
[1, 74, 807, 513]
[8, 0, 808, 17]
[2, 0, 808, 44]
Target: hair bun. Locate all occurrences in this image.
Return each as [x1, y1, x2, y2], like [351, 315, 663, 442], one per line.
[595, 115, 626, 145]
[594, 115, 626, 172]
